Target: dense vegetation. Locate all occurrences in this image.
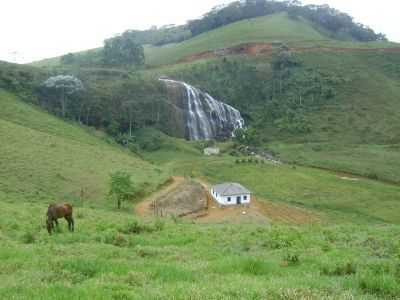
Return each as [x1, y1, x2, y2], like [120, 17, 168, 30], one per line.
[120, 25, 192, 46]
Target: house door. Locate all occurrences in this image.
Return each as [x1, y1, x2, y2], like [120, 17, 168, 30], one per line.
[236, 196, 241, 205]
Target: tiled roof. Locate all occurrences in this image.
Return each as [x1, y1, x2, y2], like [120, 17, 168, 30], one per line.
[212, 183, 251, 196]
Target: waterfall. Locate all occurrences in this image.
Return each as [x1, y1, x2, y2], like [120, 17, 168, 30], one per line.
[160, 78, 245, 141]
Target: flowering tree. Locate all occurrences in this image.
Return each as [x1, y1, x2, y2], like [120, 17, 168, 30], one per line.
[42, 75, 84, 117]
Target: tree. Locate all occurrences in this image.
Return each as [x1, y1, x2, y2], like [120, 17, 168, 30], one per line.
[41, 75, 84, 118]
[109, 171, 136, 209]
[104, 33, 145, 67]
[61, 53, 76, 65]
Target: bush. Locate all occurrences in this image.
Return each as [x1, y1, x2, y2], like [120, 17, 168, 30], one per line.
[359, 272, 400, 297]
[153, 219, 165, 232]
[113, 233, 128, 247]
[322, 262, 357, 276]
[119, 220, 144, 234]
[283, 252, 300, 266]
[21, 231, 36, 244]
[366, 173, 379, 180]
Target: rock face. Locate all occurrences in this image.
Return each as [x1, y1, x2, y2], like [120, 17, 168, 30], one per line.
[160, 78, 244, 141]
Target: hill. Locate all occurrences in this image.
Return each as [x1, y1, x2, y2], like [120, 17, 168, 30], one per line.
[0, 89, 168, 207]
[2, 9, 400, 299]
[30, 13, 398, 68]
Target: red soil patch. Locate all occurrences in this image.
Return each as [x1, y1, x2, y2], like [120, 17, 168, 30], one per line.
[176, 42, 400, 64]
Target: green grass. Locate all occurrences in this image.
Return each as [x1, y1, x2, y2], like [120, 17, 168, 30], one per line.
[137, 146, 400, 224]
[144, 13, 329, 66]
[0, 199, 399, 299]
[0, 89, 168, 207]
[2, 84, 400, 298]
[270, 143, 400, 183]
[31, 13, 399, 68]
[5, 12, 400, 299]
[143, 14, 397, 66]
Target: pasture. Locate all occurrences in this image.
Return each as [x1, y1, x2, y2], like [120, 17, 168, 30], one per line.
[0, 200, 399, 299]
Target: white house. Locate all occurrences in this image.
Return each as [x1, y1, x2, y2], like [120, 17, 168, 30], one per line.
[210, 183, 251, 206]
[204, 147, 220, 156]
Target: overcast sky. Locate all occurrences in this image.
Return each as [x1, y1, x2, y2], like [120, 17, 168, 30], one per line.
[1, 0, 399, 63]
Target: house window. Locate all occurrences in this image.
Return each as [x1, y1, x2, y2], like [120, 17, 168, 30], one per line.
[244, 196, 247, 201]
[227, 197, 231, 202]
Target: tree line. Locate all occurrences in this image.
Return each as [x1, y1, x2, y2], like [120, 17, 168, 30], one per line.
[187, 0, 386, 42]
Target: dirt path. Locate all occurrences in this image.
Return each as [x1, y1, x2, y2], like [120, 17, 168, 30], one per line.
[136, 176, 321, 225]
[135, 176, 185, 217]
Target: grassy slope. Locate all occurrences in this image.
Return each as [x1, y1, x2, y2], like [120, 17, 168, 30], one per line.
[6, 14, 400, 299]
[0, 89, 168, 207]
[30, 13, 399, 68]
[144, 13, 329, 66]
[145, 14, 397, 66]
[1, 200, 399, 299]
[266, 51, 400, 183]
[139, 146, 400, 224]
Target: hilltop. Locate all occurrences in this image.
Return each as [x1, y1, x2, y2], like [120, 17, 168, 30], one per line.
[31, 13, 398, 68]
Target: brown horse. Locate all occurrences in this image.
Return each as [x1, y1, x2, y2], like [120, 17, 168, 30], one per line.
[46, 203, 74, 235]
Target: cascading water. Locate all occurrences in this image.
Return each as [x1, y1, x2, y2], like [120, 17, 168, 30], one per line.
[160, 78, 244, 141]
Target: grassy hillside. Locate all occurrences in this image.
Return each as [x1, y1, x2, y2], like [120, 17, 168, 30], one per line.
[144, 13, 329, 66]
[139, 49, 400, 183]
[0, 89, 168, 207]
[31, 13, 398, 68]
[1, 200, 399, 299]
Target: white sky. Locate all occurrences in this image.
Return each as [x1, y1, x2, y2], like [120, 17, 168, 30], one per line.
[0, 0, 399, 63]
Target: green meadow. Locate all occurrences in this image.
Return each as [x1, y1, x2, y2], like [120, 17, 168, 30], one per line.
[1, 200, 400, 300]
[3, 6, 400, 299]
[1, 90, 400, 299]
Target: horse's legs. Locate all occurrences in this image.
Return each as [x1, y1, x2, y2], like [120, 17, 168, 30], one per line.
[54, 219, 59, 227]
[65, 216, 74, 232]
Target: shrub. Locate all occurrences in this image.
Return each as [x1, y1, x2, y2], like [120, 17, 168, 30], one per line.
[322, 262, 357, 276]
[283, 252, 300, 266]
[366, 173, 379, 180]
[153, 219, 165, 232]
[113, 233, 128, 247]
[119, 220, 143, 234]
[21, 231, 36, 244]
[359, 272, 400, 297]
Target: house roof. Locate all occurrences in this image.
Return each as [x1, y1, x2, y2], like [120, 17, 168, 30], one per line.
[212, 183, 251, 196]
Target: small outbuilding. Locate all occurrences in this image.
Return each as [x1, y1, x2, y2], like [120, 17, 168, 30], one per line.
[210, 183, 251, 206]
[204, 147, 220, 156]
